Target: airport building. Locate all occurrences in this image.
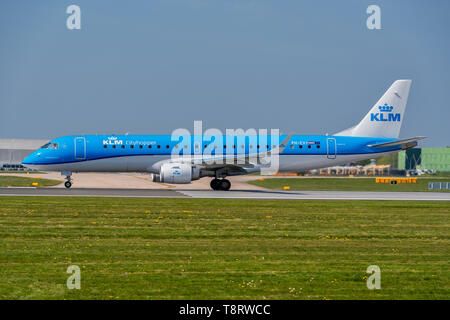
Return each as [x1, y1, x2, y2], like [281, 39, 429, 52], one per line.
[0, 138, 48, 171]
[398, 147, 450, 172]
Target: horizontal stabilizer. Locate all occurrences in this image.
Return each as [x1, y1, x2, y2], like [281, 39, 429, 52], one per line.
[367, 136, 426, 149]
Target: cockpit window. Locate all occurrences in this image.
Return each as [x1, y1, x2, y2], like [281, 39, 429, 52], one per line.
[41, 143, 58, 150]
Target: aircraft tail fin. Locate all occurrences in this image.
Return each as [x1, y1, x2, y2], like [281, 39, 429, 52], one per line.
[335, 80, 412, 138]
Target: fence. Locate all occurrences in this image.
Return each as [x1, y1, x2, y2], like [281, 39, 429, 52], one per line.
[428, 182, 450, 190]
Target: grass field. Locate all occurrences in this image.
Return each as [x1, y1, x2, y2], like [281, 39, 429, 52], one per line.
[0, 197, 448, 299]
[0, 176, 61, 187]
[249, 177, 450, 192]
[0, 171, 45, 174]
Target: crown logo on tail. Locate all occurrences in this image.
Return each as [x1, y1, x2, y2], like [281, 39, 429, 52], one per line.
[378, 103, 393, 112]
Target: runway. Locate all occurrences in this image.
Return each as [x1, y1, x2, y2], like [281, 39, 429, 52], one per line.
[0, 187, 449, 201]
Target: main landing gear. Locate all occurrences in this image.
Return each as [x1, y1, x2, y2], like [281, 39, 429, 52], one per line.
[210, 178, 231, 191]
[62, 171, 73, 189]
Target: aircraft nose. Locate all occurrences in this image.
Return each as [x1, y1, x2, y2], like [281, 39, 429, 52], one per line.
[22, 155, 33, 165]
[22, 151, 41, 166]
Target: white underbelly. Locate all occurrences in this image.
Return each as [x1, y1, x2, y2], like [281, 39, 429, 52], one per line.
[30, 152, 395, 173]
[278, 152, 394, 171]
[30, 155, 168, 173]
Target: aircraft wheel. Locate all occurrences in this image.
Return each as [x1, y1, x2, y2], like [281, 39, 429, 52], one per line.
[210, 179, 220, 190]
[220, 179, 231, 191]
[64, 181, 72, 189]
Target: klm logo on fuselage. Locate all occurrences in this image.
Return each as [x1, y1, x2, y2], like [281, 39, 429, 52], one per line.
[103, 136, 123, 145]
[370, 103, 401, 122]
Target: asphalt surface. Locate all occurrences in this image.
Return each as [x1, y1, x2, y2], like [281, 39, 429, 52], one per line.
[0, 187, 449, 201]
[0, 187, 187, 198]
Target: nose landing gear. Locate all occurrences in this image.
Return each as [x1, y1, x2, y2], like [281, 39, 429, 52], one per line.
[210, 178, 231, 191]
[61, 171, 72, 188]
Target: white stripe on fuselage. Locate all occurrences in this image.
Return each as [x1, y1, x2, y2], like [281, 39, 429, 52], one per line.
[25, 152, 395, 173]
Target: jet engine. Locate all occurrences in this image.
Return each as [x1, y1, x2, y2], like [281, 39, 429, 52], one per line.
[152, 163, 200, 184]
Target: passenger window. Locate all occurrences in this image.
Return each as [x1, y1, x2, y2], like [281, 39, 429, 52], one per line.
[113, 145, 116, 149]
[166, 145, 169, 149]
[290, 145, 294, 149]
[104, 145, 107, 149]
[130, 145, 134, 149]
[317, 145, 320, 149]
[148, 145, 152, 148]
[139, 145, 143, 149]
[157, 145, 161, 149]
[299, 145, 303, 149]
[308, 145, 311, 149]
[122, 145, 125, 149]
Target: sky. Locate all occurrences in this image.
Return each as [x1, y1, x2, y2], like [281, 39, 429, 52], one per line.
[0, 0, 449, 147]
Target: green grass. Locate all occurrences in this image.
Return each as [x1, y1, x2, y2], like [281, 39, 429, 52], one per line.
[0, 197, 448, 299]
[0, 176, 61, 187]
[0, 171, 46, 174]
[249, 177, 450, 192]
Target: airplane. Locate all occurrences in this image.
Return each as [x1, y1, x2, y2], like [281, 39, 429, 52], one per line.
[22, 80, 425, 190]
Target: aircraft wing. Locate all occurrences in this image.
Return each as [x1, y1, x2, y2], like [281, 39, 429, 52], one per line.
[155, 133, 293, 174]
[367, 136, 426, 149]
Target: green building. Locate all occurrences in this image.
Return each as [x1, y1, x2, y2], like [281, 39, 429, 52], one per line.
[398, 147, 450, 172]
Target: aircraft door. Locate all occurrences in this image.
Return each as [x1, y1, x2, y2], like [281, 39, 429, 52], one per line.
[75, 137, 86, 160]
[327, 138, 336, 159]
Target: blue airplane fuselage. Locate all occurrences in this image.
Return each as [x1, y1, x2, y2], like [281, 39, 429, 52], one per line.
[22, 134, 400, 172]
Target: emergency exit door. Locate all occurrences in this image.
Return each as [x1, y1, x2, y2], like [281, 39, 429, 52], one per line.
[327, 138, 336, 159]
[75, 137, 86, 160]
